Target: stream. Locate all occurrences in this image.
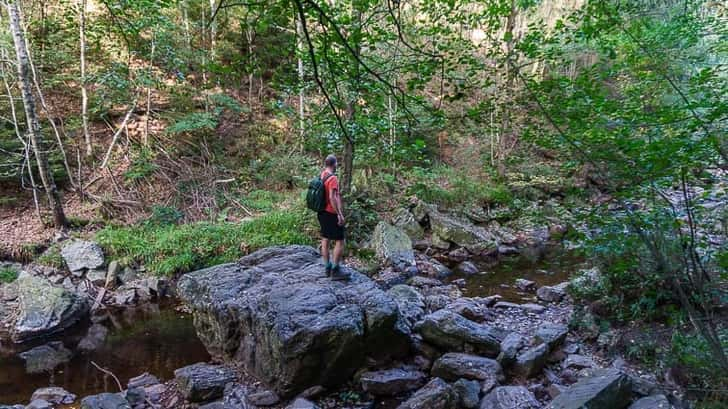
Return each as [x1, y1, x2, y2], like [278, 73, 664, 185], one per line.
[0, 302, 209, 405]
[448, 247, 585, 302]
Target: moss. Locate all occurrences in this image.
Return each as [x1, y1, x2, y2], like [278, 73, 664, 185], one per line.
[0, 266, 18, 283]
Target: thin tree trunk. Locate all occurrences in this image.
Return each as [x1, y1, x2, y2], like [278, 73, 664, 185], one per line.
[79, 0, 91, 157]
[1, 48, 41, 221]
[296, 14, 305, 149]
[5, 0, 67, 228]
[144, 32, 155, 147]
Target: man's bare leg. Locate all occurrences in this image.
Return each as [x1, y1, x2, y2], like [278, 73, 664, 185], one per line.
[321, 238, 330, 265]
[333, 239, 344, 266]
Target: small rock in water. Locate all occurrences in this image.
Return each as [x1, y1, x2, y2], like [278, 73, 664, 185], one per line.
[515, 279, 536, 292]
[124, 387, 146, 407]
[414, 309, 504, 358]
[25, 400, 52, 409]
[455, 261, 479, 275]
[537, 283, 568, 303]
[128, 372, 160, 389]
[31, 387, 76, 405]
[80, 393, 131, 409]
[174, 362, 237, 402]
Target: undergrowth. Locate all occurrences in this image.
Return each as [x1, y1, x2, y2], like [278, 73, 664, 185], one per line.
[96, 208, 315, 276]
[0, 266, 18, 283]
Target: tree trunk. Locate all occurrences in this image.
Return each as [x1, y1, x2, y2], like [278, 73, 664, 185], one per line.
[6, 0, 67, 228]
[79, 0, 91, 157]
[296, 13, 305, 149]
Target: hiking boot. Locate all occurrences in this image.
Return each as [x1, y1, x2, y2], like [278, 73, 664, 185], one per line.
[324, 263, 332, 277]
[330, 265, 350, 281]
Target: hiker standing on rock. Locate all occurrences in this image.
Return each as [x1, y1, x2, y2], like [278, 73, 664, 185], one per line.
[307, 154, 349, 280]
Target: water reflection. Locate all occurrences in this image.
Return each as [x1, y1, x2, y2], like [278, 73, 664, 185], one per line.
[0, 302, 209, 405]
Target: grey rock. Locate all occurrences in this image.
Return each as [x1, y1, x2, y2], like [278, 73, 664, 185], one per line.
[124, 387, 145, 407]
[87, 269, 107, 286]
[536, 323, 568, 350]
[431, 353, 504, 384]
[222, 383, 253, 408]
[80, 393, 131, 409]
[177, 246, 409, 398]
[128, 372, 160, 389]
[372, 222, 416, 271]
[548, 368, 632, 409]
[456, 261, 479, 275]
[287, 398, 319, 409]
[479, 386, 539, 409]
[112, 288, 136, 305]
[77, 324, 108, 351]
[414, 309, 506, 357]
[628, 394, 673, 409]
[537, 283, 568, 303]
[494, 301, 545, 314]
[388, 285, 425, 329]
[105, 261, 120, 288]
[174, 363, 236, 402]
[248, 389, 280, 406]
[13, 274, 89, 342]
[453, 379, 480, 409]
[198, 402, 226, 409]
[497, 332, 527, 367]
[446, 298, 493, 323]
[118, 267, 138, 285]
[392, 208, 425, 240]
[19, 341, 72, 374]
[26, 400, 52, 409]
[396, 378, 458, 409]
[512, 343, 549, 378]
[61, 240, 105, 273]
[360, 368, 427, 396]
[31, 387, 76, 405]
[408, 276, 444, 288]
[515, 279, 536, 292]
[0, 405, 24, 409]
[429, 210, 499, 255]
[563, 354, 595, 370]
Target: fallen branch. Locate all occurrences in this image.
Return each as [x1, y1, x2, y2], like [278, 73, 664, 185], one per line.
[101, 100, 138, 169]
[90, 360, 124, 392]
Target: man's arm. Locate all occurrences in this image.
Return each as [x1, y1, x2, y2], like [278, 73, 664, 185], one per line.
[329, 188, 345, 226]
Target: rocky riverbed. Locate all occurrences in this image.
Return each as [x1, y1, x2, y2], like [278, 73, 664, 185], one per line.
[0, 201, 685, 409]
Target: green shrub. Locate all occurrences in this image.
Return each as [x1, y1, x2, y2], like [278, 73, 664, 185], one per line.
[36, 245, 64, 269]
[97, 208, 315, 276]
[238, 190, 287, 212]
[406, 166, 511, 209]
[0, 267, 18, 283]
[147, 205, 184, 226]
[670, 327, 728, 398]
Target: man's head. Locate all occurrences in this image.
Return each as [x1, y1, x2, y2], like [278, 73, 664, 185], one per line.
[324, 154, 337, 171]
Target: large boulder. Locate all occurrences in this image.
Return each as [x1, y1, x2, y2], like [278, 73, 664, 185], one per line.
[372, 222, 416, 271]
[431, 353, 503, 384]
[414, 309, 506, 357]
[396, 378, 458, 409]
[12, 274, 89, 342]
[60, 240, 105, 273]
[511, 343, 549, 378]
[387, 285, 425, 330]
[548, 368, 632, 409]
[428, 210, 499, 255]
[479, 386, 539, 409]
[535, 323, 568, 351]
[19, 341, 72, 373]
[31, 387, 76, 405]
[177, 245, 410, 398]
[392, 208, 425, 240]
[628, 394, 673, 409]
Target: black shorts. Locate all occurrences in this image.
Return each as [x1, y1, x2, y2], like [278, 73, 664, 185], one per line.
[317, 211, 345, 240]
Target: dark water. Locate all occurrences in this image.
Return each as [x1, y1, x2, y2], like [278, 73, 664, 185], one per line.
[0, 302, 210, 405]
[448, 248, 586, 302]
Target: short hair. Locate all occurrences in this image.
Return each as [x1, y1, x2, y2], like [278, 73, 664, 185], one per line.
[324, 155, 337, 167]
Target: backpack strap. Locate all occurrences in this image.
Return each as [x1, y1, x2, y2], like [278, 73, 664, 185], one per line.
[322, 171, 335, 183]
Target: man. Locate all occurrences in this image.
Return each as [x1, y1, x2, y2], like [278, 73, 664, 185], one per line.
[318, 154, 348, 280]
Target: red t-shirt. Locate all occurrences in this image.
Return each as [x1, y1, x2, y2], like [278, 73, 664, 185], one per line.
[321, 169, 339, 214]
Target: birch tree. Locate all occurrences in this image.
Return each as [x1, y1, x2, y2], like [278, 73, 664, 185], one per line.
[5, 0, 67, 228]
